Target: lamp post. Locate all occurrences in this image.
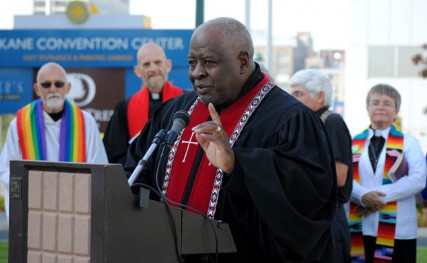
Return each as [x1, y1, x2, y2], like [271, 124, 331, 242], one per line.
[195, 0, 204, 27]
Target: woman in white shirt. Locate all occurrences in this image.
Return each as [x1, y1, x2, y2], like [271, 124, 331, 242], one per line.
[349, 84, 426, 263]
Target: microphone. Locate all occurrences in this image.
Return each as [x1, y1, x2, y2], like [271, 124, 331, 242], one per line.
[128, 129, 166, 186]
[163, 110, 190, 146]
[127, 110, 190, 187]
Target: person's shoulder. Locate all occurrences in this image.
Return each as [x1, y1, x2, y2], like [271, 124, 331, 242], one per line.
[268, 86, 302, 108]
[149, 91, 197, 126]
[276, 88, 313, 115]
[116, 97, 130, 107]
[14, 101, 34, 116]
[261, 87, 312, 120]
[158, 91, 196, 112]
[7, 117, 18, 130]
[401, 133, 425, 159]
[167, 82, 185, 92]
[80, 109, 97, 123]
[81, 109, 93, 117]
[326, 111, 342, 119]
[169, 90, 197, 103]
[325, 112, 345, 124]
[403, 132, 422, 145]
[325, 112, 350, 131]
[107, 97, 131, 116]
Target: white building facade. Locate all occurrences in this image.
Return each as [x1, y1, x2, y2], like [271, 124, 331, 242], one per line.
[345, 0, 427, 152]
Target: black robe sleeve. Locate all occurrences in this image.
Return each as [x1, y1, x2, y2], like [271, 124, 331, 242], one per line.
[103, 99, 131, 166]
[222, 106, 337, 262]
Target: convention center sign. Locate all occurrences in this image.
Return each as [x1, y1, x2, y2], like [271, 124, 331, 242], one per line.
[0, 29, 192, 132]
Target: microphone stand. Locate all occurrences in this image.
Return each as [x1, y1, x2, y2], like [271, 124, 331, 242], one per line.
[128, 129, 166, 186]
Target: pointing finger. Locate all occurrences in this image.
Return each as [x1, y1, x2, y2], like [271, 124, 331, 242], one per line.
[208, 103, 222, 126]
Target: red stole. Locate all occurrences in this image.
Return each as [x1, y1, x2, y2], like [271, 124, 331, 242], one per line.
[163, 75, 273, 217]
[127, 82, 183, 138]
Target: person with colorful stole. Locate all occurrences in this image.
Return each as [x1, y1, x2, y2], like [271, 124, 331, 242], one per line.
[125, 17, 337, 262]
[289, 69, 353, 263]
[349, 84, 426, 263]
[0, 62, 108, 221]
[103, 43, 184, 166]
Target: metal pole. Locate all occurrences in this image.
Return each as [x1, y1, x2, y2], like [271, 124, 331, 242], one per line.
[266, 0, 273, 71]
[46, 0, 51, 15]
[195, 0, 204, 27]
[245, 0, 251, 31]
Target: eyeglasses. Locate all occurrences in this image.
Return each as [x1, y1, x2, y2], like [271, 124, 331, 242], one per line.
[369, 101, 395, 109]
[39, 81, 66, 89]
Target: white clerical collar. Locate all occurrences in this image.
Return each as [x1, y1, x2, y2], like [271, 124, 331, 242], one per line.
[374, 130, 383, 137]
[369, 127, 390, 138]
[151, 93, 160, 100]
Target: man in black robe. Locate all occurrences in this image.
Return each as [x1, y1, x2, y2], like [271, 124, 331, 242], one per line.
[125, 17, 337, 263]
[103, 43, 183, 166]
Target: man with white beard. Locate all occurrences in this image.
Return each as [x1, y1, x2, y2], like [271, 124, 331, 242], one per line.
[0, 62, 108, 221]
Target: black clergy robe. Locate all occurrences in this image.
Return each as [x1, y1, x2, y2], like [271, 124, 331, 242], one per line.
[125, 69, 337, 263]
[103, 94, 162, 166]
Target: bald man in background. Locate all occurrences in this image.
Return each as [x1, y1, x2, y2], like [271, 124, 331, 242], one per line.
[103, 43, 184, 165]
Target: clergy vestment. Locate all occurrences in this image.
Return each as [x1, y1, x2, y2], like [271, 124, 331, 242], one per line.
[350, 127, 426, 262]
[103, 82, 183, 166]
[0, 99, 108, 220]
[125, 67, 337, 263]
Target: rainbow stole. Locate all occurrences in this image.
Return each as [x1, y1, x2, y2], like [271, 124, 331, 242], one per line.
[17, 99, 86, 162]
[349, 125, 403, 262]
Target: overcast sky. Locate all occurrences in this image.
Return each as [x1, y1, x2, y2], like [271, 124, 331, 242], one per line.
[0, 0, 348, 51]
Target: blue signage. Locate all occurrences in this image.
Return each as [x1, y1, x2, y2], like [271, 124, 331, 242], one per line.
[0, 29, 193, 123]
[0, 29, 193, 67]
[0, 69, 34, 114]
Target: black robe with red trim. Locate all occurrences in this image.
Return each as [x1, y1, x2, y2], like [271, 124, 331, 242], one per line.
[125, 66, 337, 263]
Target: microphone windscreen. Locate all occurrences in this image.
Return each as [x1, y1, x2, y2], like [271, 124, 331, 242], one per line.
[170, 110, 190, 133]
[165, 110, 191, 145]
[174, 110, 190, 126]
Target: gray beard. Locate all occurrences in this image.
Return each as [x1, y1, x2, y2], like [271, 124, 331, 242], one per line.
[45, 94, 63, 110]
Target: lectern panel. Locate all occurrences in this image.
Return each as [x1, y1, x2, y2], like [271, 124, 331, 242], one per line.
[9, 161, 235, 263]
[27, 170, 91, 262]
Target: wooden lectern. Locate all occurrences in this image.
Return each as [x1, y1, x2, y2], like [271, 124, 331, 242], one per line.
[8, 160, 236, 263]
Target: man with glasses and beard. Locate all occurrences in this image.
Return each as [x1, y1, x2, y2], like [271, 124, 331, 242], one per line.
[0, 62, 108, 221]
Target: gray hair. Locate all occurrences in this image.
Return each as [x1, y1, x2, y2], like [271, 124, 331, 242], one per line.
[193, 17, 254, 59]
[366, 83, 401, 111]
[288, 69, 333, 107]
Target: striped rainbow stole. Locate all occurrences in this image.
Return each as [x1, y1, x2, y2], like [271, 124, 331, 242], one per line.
[349, 125, 403, 262]
[17, 99, 86, 162]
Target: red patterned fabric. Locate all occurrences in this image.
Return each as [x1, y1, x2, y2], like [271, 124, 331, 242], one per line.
[127, 82, 183, 138]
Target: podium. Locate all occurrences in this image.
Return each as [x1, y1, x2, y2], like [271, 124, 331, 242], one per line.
[8, 160, 236, 263]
